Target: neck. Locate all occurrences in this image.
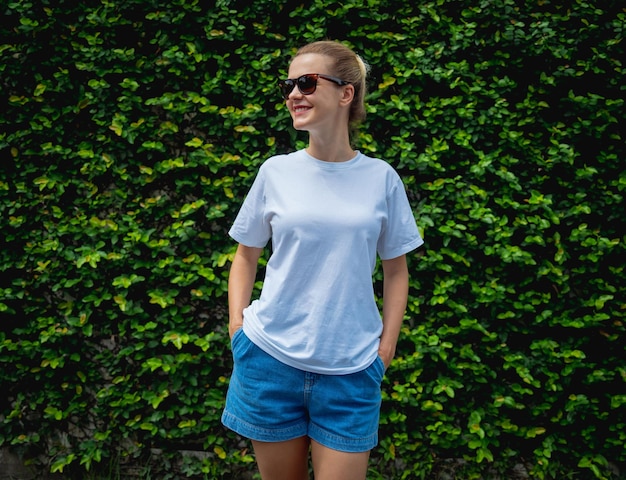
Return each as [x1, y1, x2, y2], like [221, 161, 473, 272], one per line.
[306, 130, 355, 163]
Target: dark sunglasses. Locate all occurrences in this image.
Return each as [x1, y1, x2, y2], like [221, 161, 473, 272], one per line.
[278, 73, 350, 100]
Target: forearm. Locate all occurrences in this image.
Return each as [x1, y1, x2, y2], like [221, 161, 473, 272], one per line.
[378, 255, 409, 368]
[228, 244, 263, 338]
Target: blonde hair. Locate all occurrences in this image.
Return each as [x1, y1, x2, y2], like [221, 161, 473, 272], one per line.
[293, 41, 370, 128]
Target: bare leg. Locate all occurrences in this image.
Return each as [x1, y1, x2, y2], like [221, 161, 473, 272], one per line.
[310, 439, 370, 480]
[252, 436, 310, 480]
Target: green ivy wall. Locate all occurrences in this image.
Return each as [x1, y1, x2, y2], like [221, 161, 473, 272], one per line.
[1, 1, 624, 478]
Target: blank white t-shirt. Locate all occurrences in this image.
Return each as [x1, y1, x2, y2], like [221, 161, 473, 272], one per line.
[229, 149, 423, 374]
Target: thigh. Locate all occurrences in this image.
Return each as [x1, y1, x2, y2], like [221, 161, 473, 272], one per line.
[310, 439, 370, 480]
[252, 437, 311, 480]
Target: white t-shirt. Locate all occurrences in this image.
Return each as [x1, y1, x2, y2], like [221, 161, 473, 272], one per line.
[229, 149, 423, 374]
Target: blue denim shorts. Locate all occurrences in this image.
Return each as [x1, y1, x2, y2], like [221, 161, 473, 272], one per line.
[221, 329, 385, 453]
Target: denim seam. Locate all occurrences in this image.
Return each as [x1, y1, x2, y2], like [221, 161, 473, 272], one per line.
[222, 410, 307, 442]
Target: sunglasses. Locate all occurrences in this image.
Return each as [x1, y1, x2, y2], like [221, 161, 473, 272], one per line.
[278, 73, 350, 100]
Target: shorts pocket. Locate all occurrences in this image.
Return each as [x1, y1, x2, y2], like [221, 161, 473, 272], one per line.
[376, 355, 386, 371]
[366, 356, 386, 384]
[231, 327, 244, 345]
[230, 328, 252, 359]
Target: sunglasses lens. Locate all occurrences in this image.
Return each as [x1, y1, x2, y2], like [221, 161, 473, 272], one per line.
[279, 74, 320, 99]
[297, 74, 317, 95]
[279, 79, 295, 99]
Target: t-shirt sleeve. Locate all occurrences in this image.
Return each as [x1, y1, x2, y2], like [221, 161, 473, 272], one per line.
[377, 175, 424, 260]
[228, 168, 271, 248]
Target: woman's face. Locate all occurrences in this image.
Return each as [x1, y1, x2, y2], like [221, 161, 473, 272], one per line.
[285, 53, 350, 134]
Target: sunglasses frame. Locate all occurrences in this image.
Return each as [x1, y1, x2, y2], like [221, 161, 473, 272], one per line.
[278, 73, 350, 100]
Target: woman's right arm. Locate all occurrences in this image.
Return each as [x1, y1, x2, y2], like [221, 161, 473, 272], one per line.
[228, 244, 264, 338]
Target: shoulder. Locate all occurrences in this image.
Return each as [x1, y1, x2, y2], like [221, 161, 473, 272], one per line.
[357, 153, 403, 186]
[262, 150, 304, 166]
[258, 150, 305, 175]
[359, 153, 399, 172]
[251, 151, 308, 191]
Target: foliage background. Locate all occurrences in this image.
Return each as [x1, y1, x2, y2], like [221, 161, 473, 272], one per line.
[0, 0, 624, 478]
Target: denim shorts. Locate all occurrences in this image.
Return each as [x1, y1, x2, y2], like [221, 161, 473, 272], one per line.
[221, 329, 386, 453]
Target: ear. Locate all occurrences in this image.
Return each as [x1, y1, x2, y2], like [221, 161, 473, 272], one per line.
[339, 84, 355, 107]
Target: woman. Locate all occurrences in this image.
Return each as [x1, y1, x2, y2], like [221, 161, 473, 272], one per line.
[222, 40, 423, 480]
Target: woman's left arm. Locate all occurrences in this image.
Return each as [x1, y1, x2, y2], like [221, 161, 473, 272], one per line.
[378, 254, 410, 369]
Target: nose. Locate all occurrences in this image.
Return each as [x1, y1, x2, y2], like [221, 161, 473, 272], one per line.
[288, 85, 302, 100]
